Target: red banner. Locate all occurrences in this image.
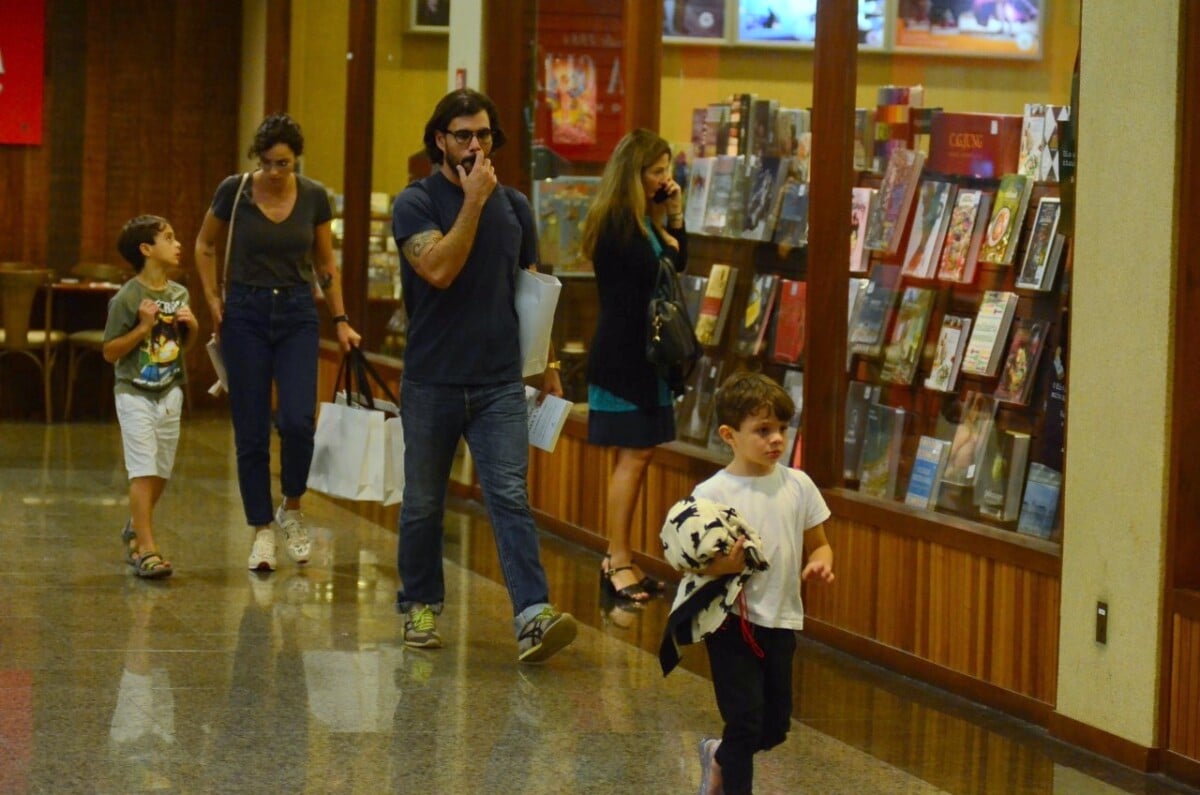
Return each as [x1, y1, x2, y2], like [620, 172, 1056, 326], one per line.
[0, 0, 46, 145]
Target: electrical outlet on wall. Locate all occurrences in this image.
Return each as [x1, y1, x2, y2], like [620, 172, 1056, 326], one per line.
[1096, 601, 1108, 644]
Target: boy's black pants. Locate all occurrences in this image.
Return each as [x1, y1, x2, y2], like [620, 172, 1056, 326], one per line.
[704, 617, 797, 795]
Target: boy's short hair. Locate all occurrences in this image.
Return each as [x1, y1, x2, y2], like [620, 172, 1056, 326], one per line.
[116, 215, 169, 273]
[715, 371, 794, 429]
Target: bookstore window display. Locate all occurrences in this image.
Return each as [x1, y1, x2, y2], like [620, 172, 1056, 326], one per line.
[668, 80, 1071, 545]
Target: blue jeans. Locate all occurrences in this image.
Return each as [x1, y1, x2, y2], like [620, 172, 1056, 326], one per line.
[398, 379, 550, 617]
[221, 283, 319, 527]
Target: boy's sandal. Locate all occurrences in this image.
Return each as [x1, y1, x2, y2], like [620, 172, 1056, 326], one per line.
[133, 552, 174, 580]
[121, 521, 138, 567]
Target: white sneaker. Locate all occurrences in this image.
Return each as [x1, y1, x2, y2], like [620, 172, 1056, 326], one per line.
[275, 502, 312, 565]
[248, 528, 277, 572]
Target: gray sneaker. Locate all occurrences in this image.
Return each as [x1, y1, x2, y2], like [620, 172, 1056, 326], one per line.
[697, 737, 721, 795]
[275, 502, 311, 564]
[404, 603, 443, 649]
[517, 606, 577, 663]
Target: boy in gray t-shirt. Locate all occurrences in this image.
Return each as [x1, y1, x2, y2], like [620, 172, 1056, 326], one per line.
[103, 215, 198, 578]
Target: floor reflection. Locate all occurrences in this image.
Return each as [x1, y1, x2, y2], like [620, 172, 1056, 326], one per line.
[0, 418, 1194, 794]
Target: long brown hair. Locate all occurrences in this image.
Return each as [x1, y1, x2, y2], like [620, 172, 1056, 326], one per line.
[581, 129, 671, 260]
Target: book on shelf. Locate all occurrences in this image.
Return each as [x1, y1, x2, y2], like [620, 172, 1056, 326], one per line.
[680, 274, 708, 326]
[703, 155, 738, 234]
[904, 436, 951, 509]
[978, 174, 1034, 266]
[690, 108, 707, 158]
[874, 84, 923, 172]
[1015, 197, 1063, 290]
[850, 187, 875, 273]
[741, 156, 782, 241]
[734, 273, 780, 357]
[676, 354, 724, 445]
[702, 103, 730, 158]
[1032, 345, 1067, 473]
[936, 189, 990, 284]
[941, 391, 998, 487]
[1017, 462, 1062, 539]
[854, 108, 876, 171]
[961, 290, 1018, 377]
[901, 180, 957, 280]
[771, 279, 807, 365]
[1019, 103, 1071, 183]
[793, 131, 813, 183]
[684, 157, 714, 231]
[993, 318, 1050, 406]
[879, 286, 936, 385]
[694, 262, 737, 347]
[775, 107, 810, 159]
[782, 369, 805, 468]
[748, 97, 777, 159]
[848, 263, 902, 358]
[772, 180, 810, 249]
[864, 148, 926, 255]
[924, 314, 972, 392]
[974, 429, 1031, 522]
[847, 277, 869, 369]
[843, 381, 881, 479]
[927, 112, 1023, 179]
[727, 93, 754, 156]
[858, 403, 907, 500]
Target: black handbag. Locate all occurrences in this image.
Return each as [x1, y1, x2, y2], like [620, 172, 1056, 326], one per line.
[646, 255, 700, 370]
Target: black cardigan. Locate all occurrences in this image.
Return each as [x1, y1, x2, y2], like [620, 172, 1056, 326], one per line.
[586, 219, 688, 407]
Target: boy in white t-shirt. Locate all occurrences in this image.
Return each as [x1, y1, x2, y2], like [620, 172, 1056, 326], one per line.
[691, 372, 834, 795]
[104, 215, 198, 578]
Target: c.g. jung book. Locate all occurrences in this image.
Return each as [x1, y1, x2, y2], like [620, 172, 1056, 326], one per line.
[1017, 462, 1062, 539]
[936, 189, 989, 284]
[927, 111, 1022, 179]
[961, 291, 1018, 377]
[880, 286, 936, 385]
[993, 318, 1050, 406]
[858, 403, 907, 500]
[864, 148, 926, 255]
[924, 315, 972, 393]
[979, 174, 1034, 265]
[905, 436, 951, 509]
[1015, 197, 1063, 290]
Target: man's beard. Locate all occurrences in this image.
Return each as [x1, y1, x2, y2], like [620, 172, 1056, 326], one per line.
[449, 152, 477, 174]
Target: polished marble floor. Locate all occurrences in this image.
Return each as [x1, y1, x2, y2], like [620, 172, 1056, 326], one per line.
[0, 418, 1196, 794]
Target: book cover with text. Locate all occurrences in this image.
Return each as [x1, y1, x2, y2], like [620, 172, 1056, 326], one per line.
[905, 436, 951, 509]
[936, 189, 989, 284]
[880, 287, 936, 385]
[993, 319, 1050, 406]
[924, 315, 972, 392]
[979, 174, 1033, 265]
[1016, 197, 1063, 289]
[901, 180, 956, 279]
[771, 279, 808, 365]
[850, 187, 875, 273]
[694, 263, 737, 347]
[864, 148, 925, 255]
[941, 391, 998, 487]
[734, 273, 780, 357]
[849, 263, 902, 358]
[961, 291, 1018, 377]
[858, 403, 907, 500]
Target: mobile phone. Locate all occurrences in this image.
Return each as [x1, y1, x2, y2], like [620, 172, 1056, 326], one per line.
[653, 185, 670, 204]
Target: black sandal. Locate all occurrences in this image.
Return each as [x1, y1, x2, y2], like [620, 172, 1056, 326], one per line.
[601, 565, 650, 601]
[132, 551, 174, 580]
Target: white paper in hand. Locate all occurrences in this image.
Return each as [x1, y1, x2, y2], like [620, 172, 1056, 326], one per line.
[515, 268, 562, 377]
[206, 336, 229, 396]
[525, 385, 573, 453]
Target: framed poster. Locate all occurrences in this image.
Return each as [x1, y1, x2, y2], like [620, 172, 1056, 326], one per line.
[0, 0, 45, 144]
[733, 0, 887, 51]
[893, 0, 1043, 59]
[663, 0, 729, 43]
[409, 0, 449, 34]
[532, 177, 601, 278]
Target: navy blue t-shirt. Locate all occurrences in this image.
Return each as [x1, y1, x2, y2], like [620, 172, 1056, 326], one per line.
[391, 172, 538, 385]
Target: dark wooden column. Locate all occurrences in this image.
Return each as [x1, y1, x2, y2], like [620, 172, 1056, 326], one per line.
[339, 0, 376, 328]
[264, 0, 291, 114]
[623, 0, 662, 132]
[804, 2, 858, 487]
[484, 0, 535, 197]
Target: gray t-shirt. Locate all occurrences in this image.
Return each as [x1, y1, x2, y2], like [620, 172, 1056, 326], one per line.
[210, 173, 333, 287]
[103, 279, 191, 398]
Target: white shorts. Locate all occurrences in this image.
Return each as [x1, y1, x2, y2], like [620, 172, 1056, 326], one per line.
[115, 386, 184, 479]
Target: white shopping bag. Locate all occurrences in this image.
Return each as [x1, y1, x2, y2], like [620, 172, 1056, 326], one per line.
[307, 400, 386, 502]
[382, 415, 405, 506]
[515, 268, 562, 377]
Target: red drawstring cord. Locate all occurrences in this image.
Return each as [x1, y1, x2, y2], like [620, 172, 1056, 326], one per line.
[737, 590, 765, 659]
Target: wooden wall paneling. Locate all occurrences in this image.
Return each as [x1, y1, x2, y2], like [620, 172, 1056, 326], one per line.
[340, 0, 376, 329]
[265, 0, 292, 114]
[42, 0, 87, 272]
[1171, 612, 1200, 758]
[78, 0, 113, 263]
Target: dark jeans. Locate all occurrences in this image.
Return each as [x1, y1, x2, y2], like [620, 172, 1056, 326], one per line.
[397, 379, 550, 616]
[704, 617, 797, 795]
[221, 283, 319, 527]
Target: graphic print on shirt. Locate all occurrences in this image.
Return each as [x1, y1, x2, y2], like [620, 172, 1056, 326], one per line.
[135, 299, 185, 389]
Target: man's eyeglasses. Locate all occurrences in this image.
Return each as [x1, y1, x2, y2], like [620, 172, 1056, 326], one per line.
[444, 127, 494, 145]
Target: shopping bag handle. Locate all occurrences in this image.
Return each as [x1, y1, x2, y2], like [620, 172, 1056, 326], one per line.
[335, 347, 400, 412]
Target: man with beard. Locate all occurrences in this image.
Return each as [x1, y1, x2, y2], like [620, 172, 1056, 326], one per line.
[390, 89, 576, 663]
